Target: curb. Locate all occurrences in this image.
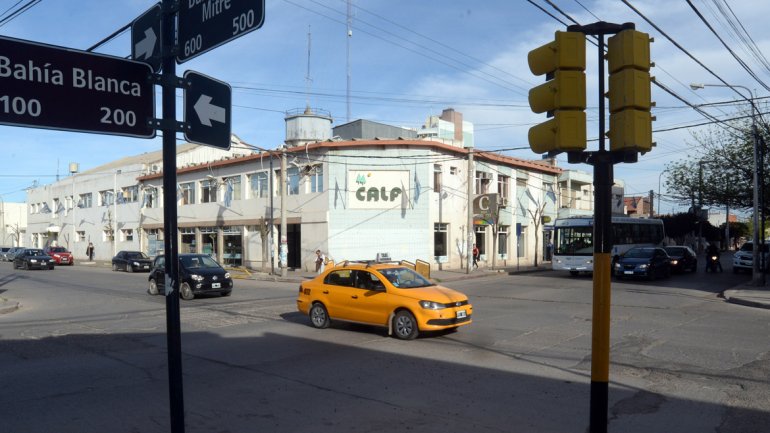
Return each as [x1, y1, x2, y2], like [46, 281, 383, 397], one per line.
[0, 300, 20, 315]
[723, 291, 770, 310]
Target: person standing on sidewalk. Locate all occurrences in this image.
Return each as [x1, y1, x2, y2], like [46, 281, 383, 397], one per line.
[315, 250, 326, 274]
[472, 244, 479, 269]
[86, 242, 94, 262]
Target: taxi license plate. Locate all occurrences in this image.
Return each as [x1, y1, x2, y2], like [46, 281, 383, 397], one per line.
[624, 271, 633, 275]
[143, 265, 149, 269]
[456, 310, 467, 319]
[212, 282, 221, 289]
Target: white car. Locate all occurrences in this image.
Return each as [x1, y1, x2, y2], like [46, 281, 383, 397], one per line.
[733, 241, 770, 273]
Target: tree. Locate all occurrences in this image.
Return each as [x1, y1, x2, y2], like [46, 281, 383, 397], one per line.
[526, 198, 548, 268]
[663, 107, 769, 217]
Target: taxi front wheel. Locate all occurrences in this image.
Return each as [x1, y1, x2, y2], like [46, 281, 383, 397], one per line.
[393, 310, 418, 340]
[310, 303, 330, 329]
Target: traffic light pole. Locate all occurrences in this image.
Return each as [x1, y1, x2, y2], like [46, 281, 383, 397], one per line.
[566, 21, 637, 433]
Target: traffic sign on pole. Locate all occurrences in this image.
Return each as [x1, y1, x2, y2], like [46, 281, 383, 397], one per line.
[183, 70, 231, 149]
[0, 36, 155, 138]
[177, 0, 265, 63]
[132, 3, 162, 73]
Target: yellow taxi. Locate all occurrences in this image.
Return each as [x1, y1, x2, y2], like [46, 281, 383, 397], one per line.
[296, 261, 472, 340]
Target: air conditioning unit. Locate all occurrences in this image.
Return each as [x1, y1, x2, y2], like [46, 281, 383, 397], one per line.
[500, 198, 509, 208]
[151, 164, 160, 173]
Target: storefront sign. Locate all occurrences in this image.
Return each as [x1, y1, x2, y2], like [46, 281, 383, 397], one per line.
[348, 170, 409, 209]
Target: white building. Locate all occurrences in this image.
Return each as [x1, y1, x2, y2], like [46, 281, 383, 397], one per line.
[24, 109, 564, 271]
[25, 138, 253, 261]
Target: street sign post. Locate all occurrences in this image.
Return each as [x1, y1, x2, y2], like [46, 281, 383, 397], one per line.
[132, 3, 162, 73]
[0, 36, 155, 138]
[177, 0, 265, 63]
[183, 70, 231, 149]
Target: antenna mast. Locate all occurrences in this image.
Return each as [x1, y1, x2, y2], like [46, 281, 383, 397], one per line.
[346, 0, 353, 122]
[305, 26, 312, 109]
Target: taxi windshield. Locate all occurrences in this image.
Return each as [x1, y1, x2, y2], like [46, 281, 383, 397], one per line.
[378, 267, 433, 288]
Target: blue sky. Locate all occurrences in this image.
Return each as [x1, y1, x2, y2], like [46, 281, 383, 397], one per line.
[1, 0, 768, 215]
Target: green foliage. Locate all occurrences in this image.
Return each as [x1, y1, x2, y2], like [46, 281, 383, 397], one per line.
[662, 109, 769, 216]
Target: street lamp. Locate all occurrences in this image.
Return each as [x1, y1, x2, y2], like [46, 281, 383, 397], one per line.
[691, 83, 763, 285]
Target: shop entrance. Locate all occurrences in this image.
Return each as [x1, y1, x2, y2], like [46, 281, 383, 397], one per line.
[287, 224, 301, 269]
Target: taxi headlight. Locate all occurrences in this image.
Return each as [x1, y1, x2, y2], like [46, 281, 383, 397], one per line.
[224, 272, 231, 279]
[191, 274, 204, 282]
[639, 264, 649, 270]
[419, 300, 443, 310]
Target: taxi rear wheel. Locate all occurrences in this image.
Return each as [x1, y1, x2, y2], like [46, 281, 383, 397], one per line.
[393, 310, 418, 340]
[309, 303, 330, 329]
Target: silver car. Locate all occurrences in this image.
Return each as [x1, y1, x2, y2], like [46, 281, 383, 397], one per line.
[1, 247, 21, 261]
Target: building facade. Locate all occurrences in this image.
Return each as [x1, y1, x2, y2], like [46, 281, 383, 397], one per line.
[24, 108, 569, 271]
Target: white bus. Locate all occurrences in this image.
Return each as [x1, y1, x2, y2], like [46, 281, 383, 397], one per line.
[552, 216, 665, 275]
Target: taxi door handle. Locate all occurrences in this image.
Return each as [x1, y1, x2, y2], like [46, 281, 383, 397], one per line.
[323, 290, 329, 294]
[351, 295, 358, 299]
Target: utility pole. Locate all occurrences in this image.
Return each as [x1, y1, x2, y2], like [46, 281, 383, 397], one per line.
[280, 147, 288, 278]
[466, 147, 474, 274]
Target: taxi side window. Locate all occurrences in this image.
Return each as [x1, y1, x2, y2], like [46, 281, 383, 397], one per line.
[353, 271, 385, 291]
[325, 271, 353, 287]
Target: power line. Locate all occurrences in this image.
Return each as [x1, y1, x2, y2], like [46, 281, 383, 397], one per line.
[685, 0, 770, 92]
[0, 0, 41, 27]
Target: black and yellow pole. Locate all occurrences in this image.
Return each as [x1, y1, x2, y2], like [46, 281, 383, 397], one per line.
[565, 21, 638, 433]
[589, 26, 612, 433]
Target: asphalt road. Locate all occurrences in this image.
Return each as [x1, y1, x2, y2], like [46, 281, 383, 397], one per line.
[0, 261, 768, 433]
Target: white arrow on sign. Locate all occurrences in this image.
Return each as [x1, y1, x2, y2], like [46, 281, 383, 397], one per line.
[193, 95, 226, 126]
[134, 28, 157, 60]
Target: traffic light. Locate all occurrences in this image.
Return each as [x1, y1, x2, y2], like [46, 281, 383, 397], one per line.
[527, 31, 587, 154]
[606, 29, 654, 152]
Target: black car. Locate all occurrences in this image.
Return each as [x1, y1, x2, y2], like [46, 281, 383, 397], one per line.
[13, 248, 54, 270]
[664, 246, 697, 273]
[148, 253, 233, 300]
[112, 250, 153, 272]
[614, 247, 671, 280]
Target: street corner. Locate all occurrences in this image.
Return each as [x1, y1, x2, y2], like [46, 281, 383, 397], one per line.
[0, 299, 20, 314]
[722, 288, 770, 310]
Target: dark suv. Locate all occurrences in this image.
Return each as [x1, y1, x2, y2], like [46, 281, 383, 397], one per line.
[148, 253, 233, 300]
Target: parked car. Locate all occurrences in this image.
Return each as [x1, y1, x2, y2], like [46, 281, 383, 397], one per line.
[148, 253, 233, 300]
[664, 246, 697, 273]
[44, 246, 74, 266]
[2, 247, 21, 261]
[733, 241, 770, 273]
[613, 247, 671, 280]
[112, 251, 153, 272]
[13, 248, 54, 270]
[0, 247, 11, 260]
[296, 260, 473, 340]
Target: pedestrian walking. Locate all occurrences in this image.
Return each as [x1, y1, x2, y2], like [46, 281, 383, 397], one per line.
[472, 244, 479, 269]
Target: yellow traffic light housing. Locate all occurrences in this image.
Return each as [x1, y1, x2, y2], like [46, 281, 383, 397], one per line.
[527, 31, 587, 154]
[528, 111, 587, 154]
[606, 29, 654, 152]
